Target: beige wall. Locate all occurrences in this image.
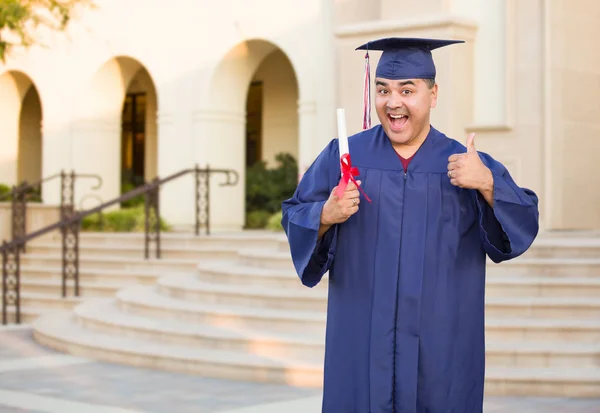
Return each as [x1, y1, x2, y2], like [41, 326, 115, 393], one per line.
[253, 50, 299, 167]
[547, 0, 600, 229]
[18, 85, 43, 184]
[380, 0, 448, 19]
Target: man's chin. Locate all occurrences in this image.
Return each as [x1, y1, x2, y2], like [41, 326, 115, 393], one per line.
[384, 127, 411, 145]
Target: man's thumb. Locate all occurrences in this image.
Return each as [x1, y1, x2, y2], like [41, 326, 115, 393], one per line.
[466, 133, 476, 153]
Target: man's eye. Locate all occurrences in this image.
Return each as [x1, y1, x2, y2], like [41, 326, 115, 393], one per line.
[378, 89, 388, 95]
[402, 90, 412, 95]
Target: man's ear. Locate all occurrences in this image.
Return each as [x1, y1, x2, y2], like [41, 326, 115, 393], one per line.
[430, 83, 438, 109]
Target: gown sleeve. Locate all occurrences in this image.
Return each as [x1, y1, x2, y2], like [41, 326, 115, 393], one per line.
[476, 154, 540, 263]
[281, 139, 340, 287]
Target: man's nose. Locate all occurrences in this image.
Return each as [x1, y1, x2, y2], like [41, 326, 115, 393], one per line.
[386, 92, 403, 109]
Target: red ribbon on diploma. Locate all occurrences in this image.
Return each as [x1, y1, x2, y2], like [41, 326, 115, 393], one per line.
[335, 153, 372, 203]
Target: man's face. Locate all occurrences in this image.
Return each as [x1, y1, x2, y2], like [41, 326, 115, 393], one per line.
[374, 78, 438, 146]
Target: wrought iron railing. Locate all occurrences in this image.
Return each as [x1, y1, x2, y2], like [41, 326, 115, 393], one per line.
[1, 165, 238, 324]
[0, 171, 102, 253]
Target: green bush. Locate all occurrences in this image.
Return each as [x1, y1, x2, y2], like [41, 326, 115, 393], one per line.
[120, 182, 145, 208]
[245, 210, 272, 229]
[0, 184, 10, 200]
[0, 183, 42, 202]
[266, 210, 283, 232]
[245, 152, 297, 229]
[81, 206, 170, 232]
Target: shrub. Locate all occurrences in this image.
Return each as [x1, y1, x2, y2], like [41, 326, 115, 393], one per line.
[0, 184, 11, 200]
[245, 210, 272, 229]
[0, 183, 42, 202]
[245, 152, 297, 215]
[81, 206, 170, 232]
[266, 210, 283, 232]
[120, 182, 145, 208]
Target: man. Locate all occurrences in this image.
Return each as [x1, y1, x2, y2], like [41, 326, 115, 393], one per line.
[281, 37, 539, 413]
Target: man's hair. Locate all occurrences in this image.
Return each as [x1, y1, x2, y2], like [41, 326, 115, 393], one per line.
[422, 78, 436, 89]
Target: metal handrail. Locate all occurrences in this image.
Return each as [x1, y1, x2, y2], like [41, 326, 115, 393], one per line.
[0, 171, 103, 253]
[0, 172, 102, 202]
[1, 165, 238, 324]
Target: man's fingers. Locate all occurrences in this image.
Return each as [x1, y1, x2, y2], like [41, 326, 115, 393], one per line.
[447, 162, 459, 171]
[342, 189, 360, 199]
[346, 180, 362, 191]
[466, 133, 476, 153]
[448, 154, 465, 163]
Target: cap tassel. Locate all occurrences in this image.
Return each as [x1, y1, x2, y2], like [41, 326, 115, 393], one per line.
[362, 51, 371, 130]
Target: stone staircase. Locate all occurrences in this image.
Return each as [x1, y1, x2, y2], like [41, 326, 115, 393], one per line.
[18, 231, 600, 397]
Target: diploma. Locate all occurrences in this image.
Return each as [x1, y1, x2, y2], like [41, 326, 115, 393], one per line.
[337, 108, 349, 177]
[334, 108, 372, 203]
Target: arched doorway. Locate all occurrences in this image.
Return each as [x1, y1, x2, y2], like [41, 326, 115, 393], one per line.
[204, 40, 299, 231]
[245, 49, 299, 168]
[73, 57, 158, 205]
[120, 67, 158, 194]
[0, 71, 43, 188]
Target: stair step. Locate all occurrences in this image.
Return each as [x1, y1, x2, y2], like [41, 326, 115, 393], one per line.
[157, 274, 327, 311]
[20, 253, 200, 272]
[485, 341, 600, 369]
[238, 250, 294, 270]
[116, 286, 326, 334]
[485, 367, 600, 397]
[485, 276, 600, 297]
[20, 265, 160, 284]
[196, 261, 312, 289]
[41, 231, 284, 250]
[74, 299, 324, 363]
[525, 236, 600, 258]
[17, 292, 83, 310]
[489, 257, 600, 277]
[20, 279, 125, 297]
[26, 243, 241, 260]
[485, 296, 600, 319]
[485, 318, 600, 342]
[32, 312, 322, 387]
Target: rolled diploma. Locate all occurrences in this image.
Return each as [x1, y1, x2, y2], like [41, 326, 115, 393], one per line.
[337, 108, 349, 177]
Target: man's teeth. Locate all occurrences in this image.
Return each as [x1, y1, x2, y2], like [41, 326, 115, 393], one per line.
[390, 115, 406, 119]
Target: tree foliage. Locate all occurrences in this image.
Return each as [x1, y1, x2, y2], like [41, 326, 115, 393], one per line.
[0, 0, 94, 62]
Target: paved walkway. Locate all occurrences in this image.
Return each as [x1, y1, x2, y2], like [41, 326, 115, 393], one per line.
[0, 326, 598, 413]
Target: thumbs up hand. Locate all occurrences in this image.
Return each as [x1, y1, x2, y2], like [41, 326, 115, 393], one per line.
[447, 133, 494, 194]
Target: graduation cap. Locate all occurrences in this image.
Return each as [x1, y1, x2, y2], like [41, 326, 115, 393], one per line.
[355, 37, 465, 129]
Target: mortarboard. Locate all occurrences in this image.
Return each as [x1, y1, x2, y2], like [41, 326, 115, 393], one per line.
[355, 37, 465, 129]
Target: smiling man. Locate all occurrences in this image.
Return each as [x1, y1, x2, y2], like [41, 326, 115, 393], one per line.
[281, 38, 540, 413]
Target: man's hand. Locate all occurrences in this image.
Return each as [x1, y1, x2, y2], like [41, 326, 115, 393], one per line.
[318, 180, 361, 237]
[447, 133, 495, 206]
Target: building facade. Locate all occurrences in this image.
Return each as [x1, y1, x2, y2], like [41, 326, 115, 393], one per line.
[1, 0, 599, 232]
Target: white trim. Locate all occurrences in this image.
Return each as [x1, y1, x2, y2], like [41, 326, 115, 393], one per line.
[335, 14, 478, 38]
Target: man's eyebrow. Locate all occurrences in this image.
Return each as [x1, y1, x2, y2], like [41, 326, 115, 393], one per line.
[398, 80, 416, 87]
[375, 80, 417, 87]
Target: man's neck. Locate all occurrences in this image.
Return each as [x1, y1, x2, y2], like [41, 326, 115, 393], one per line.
[392, 124, 430, 159]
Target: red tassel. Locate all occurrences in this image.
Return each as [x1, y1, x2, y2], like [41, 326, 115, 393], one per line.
[362, 52, 371, 130]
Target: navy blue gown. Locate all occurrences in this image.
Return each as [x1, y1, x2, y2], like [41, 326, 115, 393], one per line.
[281, 125, 539, 413]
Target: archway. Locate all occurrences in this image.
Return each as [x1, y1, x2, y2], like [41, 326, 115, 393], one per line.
[0, 71, 43, 188]
[73, 57, 158, 205]
[245, 49, 299, 168]
[204, 40, 299, 231]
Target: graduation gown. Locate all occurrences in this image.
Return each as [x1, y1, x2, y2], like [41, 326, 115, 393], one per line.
[281, 125, 539, 413]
